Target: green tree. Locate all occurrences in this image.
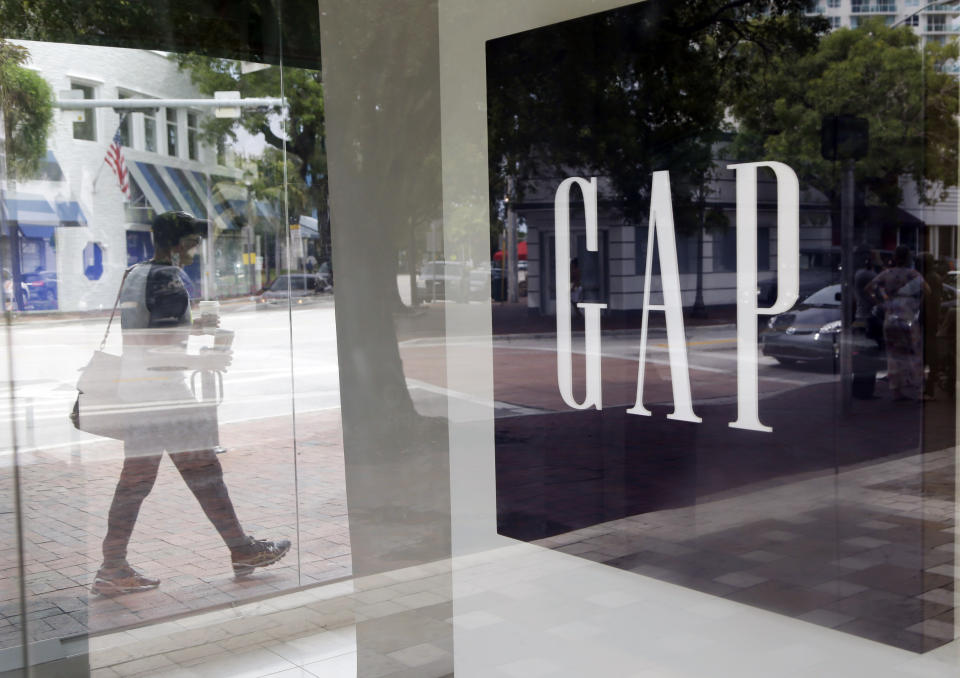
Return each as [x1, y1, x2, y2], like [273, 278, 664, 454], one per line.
[0, 39, 53, 178]
[242, 145, 311, 280]
[727, 19, 959, 209]
[486, 0, 825, 311]
[174, 55, 327, 257]
[487, 0, 825, 226]
[0, 0, 322, 69]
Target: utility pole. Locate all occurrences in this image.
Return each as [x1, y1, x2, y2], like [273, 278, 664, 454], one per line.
[506, 174, 519, 303]
[822, 114, 868, 415]
[839, 159, 856, 415]
[691, 180, 708, 318]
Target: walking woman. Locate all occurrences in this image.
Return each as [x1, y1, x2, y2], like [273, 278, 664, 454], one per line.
[865, 245, 930, 402]
[93, 211, 290, 595]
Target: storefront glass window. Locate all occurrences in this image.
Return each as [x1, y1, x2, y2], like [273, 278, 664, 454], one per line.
[2, 1, 960, 677]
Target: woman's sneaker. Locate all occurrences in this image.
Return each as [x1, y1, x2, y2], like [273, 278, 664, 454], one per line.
[231, 536, 291, 577]
[91, 566, 160, 596]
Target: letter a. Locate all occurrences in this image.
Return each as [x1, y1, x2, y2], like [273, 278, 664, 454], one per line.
[627, 171, 700, 423]
[555, 177, 607, 410]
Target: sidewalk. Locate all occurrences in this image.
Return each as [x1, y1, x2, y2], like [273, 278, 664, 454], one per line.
[0, 408, 349, 651]
[1, 307, 955, 658]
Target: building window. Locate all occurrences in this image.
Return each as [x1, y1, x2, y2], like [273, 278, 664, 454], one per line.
[217, 135, 227, 165]
[827, 0, 840, 7]
[166, 108, 178, 156]
[126, 230, 154, 266]
[928, 14, 946, 32]
[635, 227, 698, 275]
[830, 16, 841, 28]
[144, 109, 157, 152]
[128, 176, 146, 207]
[714, 227, 770, 273]
[71, 82, 96, 141]
[118, 93, 132, 147]
[187, 112, 199, 160]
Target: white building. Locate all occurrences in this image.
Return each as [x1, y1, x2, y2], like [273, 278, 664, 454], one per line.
[808, 0, 960, 261]
[521, 162, 835, 316]
[809, 0, 960, 38]
[3, 41, 263, 313]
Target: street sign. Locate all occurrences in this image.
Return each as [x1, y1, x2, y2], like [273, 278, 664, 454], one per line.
[214, 91, 242, 119]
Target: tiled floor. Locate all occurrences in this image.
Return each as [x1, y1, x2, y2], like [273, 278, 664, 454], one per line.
[531, 446, 957, 652]
[60, 443, 957, 678]
[82, 538, 960, 678]
[87, 561, 455, 678]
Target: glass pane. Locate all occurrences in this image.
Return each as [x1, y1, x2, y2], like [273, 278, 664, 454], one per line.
[71, 83, 95, 141]
[475, 0, 960, 668]
[0, 4, 347, 668]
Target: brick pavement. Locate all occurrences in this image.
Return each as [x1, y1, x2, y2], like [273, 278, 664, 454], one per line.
[532, 445, 957, 652]
[0, 408, 350, 650]
[3, 304, 958, 659]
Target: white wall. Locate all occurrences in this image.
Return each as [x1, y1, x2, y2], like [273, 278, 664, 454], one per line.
[13, 41, 230, 311]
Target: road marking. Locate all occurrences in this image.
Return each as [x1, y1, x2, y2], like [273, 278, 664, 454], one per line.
[655, 338, 736, 348]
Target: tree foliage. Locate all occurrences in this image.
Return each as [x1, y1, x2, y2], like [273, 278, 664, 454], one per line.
[172, 55, 327, 257]
[486, 0, 827, 229]
[0, 39, 53, 179]
[174, 55, 324, 188]
[0, 0, 322, 69]
[728, 19, 959, 208]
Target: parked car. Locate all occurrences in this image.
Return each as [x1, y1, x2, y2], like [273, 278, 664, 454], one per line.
[760, 284, 882, 371]
[417, 261, 467, 299]
[257, 273, 330, 309]
[21, 271, 58, 310]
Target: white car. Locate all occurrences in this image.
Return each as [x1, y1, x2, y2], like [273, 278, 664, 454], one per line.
[417, 261, 467, 299]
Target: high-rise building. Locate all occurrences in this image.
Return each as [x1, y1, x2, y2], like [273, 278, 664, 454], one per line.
[809, 0, 960, 40]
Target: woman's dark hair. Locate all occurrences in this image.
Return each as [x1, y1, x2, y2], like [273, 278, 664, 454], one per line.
[893, 245, 912, 268]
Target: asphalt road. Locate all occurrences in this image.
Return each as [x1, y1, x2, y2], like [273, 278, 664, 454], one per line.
[1, 302, 844, 458]
[0, 299, 340, 458]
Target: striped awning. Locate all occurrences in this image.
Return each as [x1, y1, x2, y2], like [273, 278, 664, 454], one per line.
[1, 192, 87, 237]
[127, 162, 255, 231]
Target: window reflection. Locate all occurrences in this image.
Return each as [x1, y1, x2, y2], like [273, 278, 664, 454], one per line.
[488, 0, 958, 654]
[0, 36, 345, 655]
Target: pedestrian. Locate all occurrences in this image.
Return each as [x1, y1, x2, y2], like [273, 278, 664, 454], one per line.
[93, 211, 290, 595]
[851, 243, 880, 398]
[853, 243, 879, 340]
[865, 245, 930, 402]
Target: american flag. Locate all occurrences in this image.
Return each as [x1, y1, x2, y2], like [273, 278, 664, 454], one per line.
[104, 127, 130, 200]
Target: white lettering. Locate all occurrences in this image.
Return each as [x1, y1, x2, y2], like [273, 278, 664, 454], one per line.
[727, 162, 800, 433]
[626, 171, 701, 423]
[555, 177, 607, 410]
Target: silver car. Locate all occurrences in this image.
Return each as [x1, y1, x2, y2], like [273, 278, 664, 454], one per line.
[257, 273, 331, 309]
